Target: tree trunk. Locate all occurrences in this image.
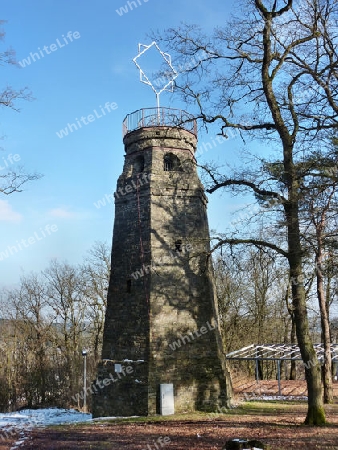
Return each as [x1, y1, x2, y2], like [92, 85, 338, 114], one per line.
[291, 279, 325, 424]
[282, 136, 325, 424]
[287, 199, 326, 425]
[289, 316, 297, 380]
[316, 251, 333, 404]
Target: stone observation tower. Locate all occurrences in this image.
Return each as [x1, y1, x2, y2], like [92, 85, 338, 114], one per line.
[92, 106, 232, 417]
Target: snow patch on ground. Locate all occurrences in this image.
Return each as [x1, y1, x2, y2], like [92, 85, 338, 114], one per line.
[0, 397, 307, 448]
[0, 408, 91, 449]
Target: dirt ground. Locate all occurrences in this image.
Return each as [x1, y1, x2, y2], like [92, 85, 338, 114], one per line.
[0, 431, 21, 450]
[231, 378, 338, 398]
[5, 401, 338, 450]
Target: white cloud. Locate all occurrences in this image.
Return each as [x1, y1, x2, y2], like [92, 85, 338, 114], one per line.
[0, 200, 22, 222]
[48, 207, 77, 219]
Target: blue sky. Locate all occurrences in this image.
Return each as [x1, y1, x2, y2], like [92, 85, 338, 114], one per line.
[0, 0, 250, 285]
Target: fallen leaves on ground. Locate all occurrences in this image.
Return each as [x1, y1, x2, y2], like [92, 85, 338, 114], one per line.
[17, 402, 338, 450]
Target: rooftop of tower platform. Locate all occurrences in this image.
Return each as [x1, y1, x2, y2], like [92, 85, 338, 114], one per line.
[122, 107, 197, 137]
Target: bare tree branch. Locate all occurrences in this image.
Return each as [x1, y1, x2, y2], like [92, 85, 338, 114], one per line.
[211, 236, 289, 258]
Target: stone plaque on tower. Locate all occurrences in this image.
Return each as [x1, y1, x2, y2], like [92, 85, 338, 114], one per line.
[92, 44, 232, 417]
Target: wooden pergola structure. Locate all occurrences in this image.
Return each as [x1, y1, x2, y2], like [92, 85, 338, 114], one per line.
[226, 343, 338, 395]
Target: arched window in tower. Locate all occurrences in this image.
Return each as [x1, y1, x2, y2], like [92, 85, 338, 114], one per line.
[133, 155, 145, 173]
[164, 153, 181, 172]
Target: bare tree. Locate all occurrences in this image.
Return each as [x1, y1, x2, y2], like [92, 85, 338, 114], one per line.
[0, 244, 110, 411]
[0, 21, 41, 194]
[8, 274, 57, 407]
[81, 241, 110, 362]
[43, 260, 87, 403]
[215, 245, 290, 368]
[0, 275, 59, 409]
[155, 0, 338, 424]
[0, 294, 18, 411]
[209, 171, 296, 379]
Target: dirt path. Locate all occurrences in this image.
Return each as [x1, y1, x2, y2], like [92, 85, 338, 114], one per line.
[12, 402, 338, 450]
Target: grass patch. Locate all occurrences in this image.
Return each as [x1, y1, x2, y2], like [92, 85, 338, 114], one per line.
[93, 411, 210, 424]
[236, 400, 308, 415]
[65, 401, 311, 426]
[45, 401, 338, 430]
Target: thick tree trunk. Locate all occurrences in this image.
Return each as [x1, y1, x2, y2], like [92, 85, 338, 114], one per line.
[282, 136, 325, 423]
[291, 278, 325, 424]
[287, 193, 326, 425]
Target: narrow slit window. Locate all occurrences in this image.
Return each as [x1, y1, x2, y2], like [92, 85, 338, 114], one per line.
[134, 155, 144, 173]
[126, 279, 131, 293]
[175, 240, 183, 252]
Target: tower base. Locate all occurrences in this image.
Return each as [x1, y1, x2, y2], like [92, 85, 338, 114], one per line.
[92, 354, 232, 418]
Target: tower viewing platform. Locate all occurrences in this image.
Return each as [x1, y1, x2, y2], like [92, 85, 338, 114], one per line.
[122, 107, 197, 137]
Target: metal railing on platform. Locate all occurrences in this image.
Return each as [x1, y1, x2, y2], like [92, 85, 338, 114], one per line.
[122, 107, 197, 137]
